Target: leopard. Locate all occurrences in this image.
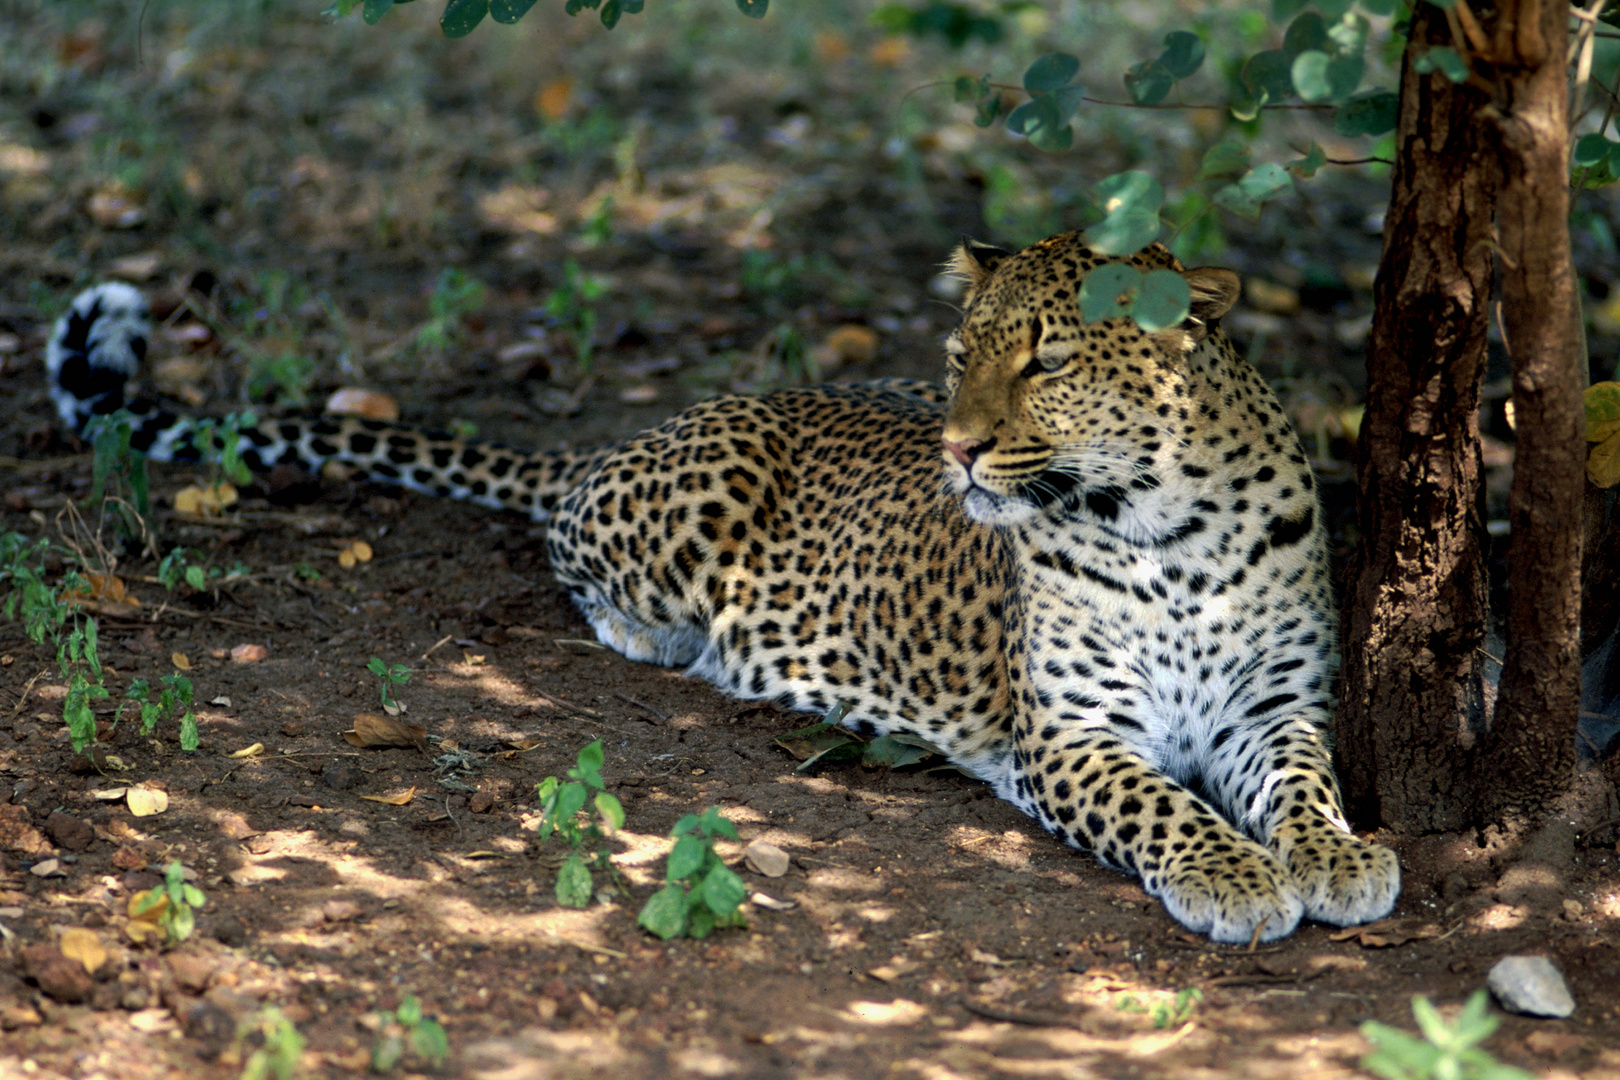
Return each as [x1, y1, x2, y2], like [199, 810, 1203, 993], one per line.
[43, 232, 1399, 943]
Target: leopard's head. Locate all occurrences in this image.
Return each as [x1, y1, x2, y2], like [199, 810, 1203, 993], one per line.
[939, 232, 1240, 526]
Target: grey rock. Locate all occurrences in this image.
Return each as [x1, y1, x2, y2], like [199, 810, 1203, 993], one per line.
[1486, 955, 1575, 1017]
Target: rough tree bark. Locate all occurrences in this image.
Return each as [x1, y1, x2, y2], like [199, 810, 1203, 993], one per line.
[1479, 0, 1584, 823]
[1336, 4, 1496, 832]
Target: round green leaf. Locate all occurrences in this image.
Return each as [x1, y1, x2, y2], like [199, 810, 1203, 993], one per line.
[637, 883, 688, 939]
[1159, 31, 1204, 78]
[1133, 270, 1193, 333]
[1575, 134, 1614, 168]
[397, 995, 423, 1026]
[594, 791, 625, 831]
[179, 711, 199, 752]
[489, 0, 534, 22]
[735, 0, 768, 17]
[1333, 90, 1398, 137]
[439, 0, 487, 36]
[555, 781, 587, 820]
[362, 0, 394, 24]
[701, 864, 749, 916]
[372, 1033, 404, 1074]
[1585, 381, 1620, 440]
[1415, 46, 1468, 83]
[687, 904, 716, 939]
[409, 1020, 450, 1067]
[1198, 139, 1250, 182]
[1052, 84, 1087, 123]
[1327, 54, 1365, 100]
[555, 852, 594, 908]
[1078, 264, 1142, 322]
[1282, 11, 1327, 57]
[1291, 50, 1332, 102]
[1029, 121, 1073, 153]
[1242, 50, 1295, 105]
[667, 834, 707, 881]
[1125, 60, 1174, 106]
[1023, 52, 1080, 93]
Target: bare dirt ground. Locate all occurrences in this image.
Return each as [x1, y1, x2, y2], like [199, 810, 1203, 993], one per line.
[2, 3, 1619, 1078]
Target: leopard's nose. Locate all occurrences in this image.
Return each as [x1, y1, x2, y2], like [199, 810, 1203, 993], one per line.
[943, 436, 994, 467]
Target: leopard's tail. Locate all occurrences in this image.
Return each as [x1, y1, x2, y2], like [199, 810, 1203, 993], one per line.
[46, 283, 605, 521]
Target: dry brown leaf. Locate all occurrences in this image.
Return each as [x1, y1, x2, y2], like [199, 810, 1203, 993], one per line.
[125, 786, 169, 817]
[91, 787, 130, 801]
[230, 643, 268, 664]
[1327, 918, 1440, 948]
[536, 77, 573, 120]
[227, 743, 265, 759]
[343, 713, 427, 751]
[360, 786, 417, 806]
[58, 928, 106, 976]
[170, 652, 191, 671]
[325, 388, 399, 422]
[173, 483, 238, 517]
[1588, 430, 1620, 488]
[128, 889, 167, 922]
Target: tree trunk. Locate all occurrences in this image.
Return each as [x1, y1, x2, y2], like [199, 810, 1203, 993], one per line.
[1336, 4, 1496, 832]
[1480, 0, 1583, 823]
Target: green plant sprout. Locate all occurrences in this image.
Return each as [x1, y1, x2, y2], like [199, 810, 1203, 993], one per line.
[1116, 987, 1202, 1029]
[123, 671, 199, 752]
[59, 616, 109, 754]
[543, 259, 607, 372]
[131, 860, 207, 942]
[637, 806, 748, 940]
[535, 739, 625, 908]
[84, 411, 153, 545]
[191, 411, 258, 489]
[367, 657, 412, 713]
[415, 268, 485, 353]
[370, 994, 450, 1073]
[245, 352, 316, 407]
[239, 1007, 305, 1080]
[1360, 991, 1535, 1080]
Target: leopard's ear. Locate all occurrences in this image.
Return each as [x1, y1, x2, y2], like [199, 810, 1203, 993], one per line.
[1184, 267, 1241, 324]
[946, 239, 1013, 293]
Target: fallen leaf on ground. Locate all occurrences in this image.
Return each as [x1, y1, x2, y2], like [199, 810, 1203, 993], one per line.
[343, 713, 427, 750]
[227, 743, 264, 759]
[750, 892, 796, 911]
[29, 859, 61, 877]
[91, 787, 129, 801]
[173, 483, 238, 517]
[209, 695, 232, 707]
[170, 652, 192, 671]
[1327, 918, 1441, 948]
[360, 786, 417, 806]
[230, 643, 267, 663]
[325, 388, 398, 422]
[58, 928, 106, 975]
[125, 786, 169, 817]
[744, 839, 791, 877]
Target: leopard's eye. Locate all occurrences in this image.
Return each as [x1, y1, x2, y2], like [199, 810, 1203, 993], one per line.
[1021, 351, 1069, 378]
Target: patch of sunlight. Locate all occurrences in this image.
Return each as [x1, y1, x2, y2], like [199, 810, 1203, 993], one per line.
[1594, 888, 1620, 919]
[0, 142, 48, 175]
[856, 905, 897, 923]
[947, 825, 1037, 870]
[465, 1029, 636, 1078]
[670, 1046, 743, 1077]
[948, 1018, 1202, 1061]
[842, 999, 929, 1026]
[478, 185, 558, 235]
[1471, 902, 1530, 931]
[805, 865, 884, 894]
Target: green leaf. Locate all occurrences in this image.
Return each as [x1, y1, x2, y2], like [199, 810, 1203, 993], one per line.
[396, 995, 423, 1025]
[1124, 60, 1174, 106]
[670, 813, 702, 837]
[1288, 143, 1328, 180]
[1334, 90, 1398, 137]
[1088, 171, 1164, 256]
[667, 835, 707, 882]
[1291, 50, 1332, 101]
[1052, 84, 1086, 123]
[408, 1019, 450, 1067]
[367, 657, 387, 677]
[637, 882, 688, 939]
[1198, 139, 1250, 182]
[1023, 52, 1079, 93]
[700, 806, 739, 839]
[953, 75, 978, 102]
[184, 565, 206, 590]
[1242, 49, 1295, 105]
[1133, 270, 1192, 332]
[439, 0, 487, 37]
[575, 738, 604, 777]
[701, 864, 748, 916]
[599, 0, 622, 29]
[861, 735, 932, 768]
[1078, 264, 1142, 322]
[169, 902, 195, 942]
[1414, 46, 1468, 83]
[1283, 11, 1328, 56]
[594, 791, 625, 830]
[1213, 163, 1295, 221]
[1327, 53, 1365, 99]
[361, 0, 393, 23]
[1158, 31, 1204, 78]
[735, 0, 767, 17]
[555, 781, 587, 821]
[371, 1033, 403, 1074]
[180, 711, 199, 751]
[687, 904, 716, 939]
[1360, 0, 1397, 11]
[555, 852, 594, 908]
[1576, 134, 1615, 168]
[489, 0, 535, 22]
[181, 884, 207, 908]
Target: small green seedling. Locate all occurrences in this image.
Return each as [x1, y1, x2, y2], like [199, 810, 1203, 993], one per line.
[84, 410, 153, 544]
[158, 546, 233, 593]
[130, 860, 207, 942]
[191, 411, 258, 489]
[123, 671, 199, 751]
[0, 533, 76, 645]
[367, 657, 411, 714]
[535, 739, 625, 908]
[1361, 991, 1535, 1080]
[239, 1006, 306, 1080]
[416, 268, 485, 352]
[370, 993, 450, 1073]
[637, 807, 748, 940]
[1117, 987, 1202, 1029]
[245, 352, 316, 407]
[60, 617, 109, 753]
[543, 259, 607, 372]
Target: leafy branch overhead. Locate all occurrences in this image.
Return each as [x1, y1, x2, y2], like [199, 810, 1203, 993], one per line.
[328, 0, 766, 37]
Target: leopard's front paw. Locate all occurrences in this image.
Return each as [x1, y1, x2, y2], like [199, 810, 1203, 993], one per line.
[1279, 827, 1400, 927]
[1150, 840, 1303, 944]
